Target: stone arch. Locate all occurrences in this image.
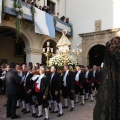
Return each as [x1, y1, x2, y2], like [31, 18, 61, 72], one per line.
[0, 21, 33, 48]
[85, 41, 106, 59]
[88, 44, 105, 67]
[82, 41, 106, 66]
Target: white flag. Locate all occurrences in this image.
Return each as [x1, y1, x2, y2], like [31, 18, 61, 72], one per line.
[0, 0, 2, 23]
[34, 7, 55, 38]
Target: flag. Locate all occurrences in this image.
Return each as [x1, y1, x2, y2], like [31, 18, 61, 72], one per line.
[4, 0, 33, 20]
[4, 0, 16, 16]
[0, 0, 2, 23]
[34, 7, 55, 38]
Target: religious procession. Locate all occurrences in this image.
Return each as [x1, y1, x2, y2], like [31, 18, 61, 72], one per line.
[0, 0, 120, 120]
[0, 30, 102, 120]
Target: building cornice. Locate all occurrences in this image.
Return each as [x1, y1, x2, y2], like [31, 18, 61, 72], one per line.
[79, 28, 120, 37]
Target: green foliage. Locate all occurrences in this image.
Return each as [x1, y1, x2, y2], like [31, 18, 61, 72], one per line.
[14, 0, 23, 38]
[2, 0, 6, 16]
[31, 6, 35, 21]
[16, 18, 22, 38]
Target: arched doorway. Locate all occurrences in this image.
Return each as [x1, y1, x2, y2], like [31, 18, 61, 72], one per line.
[0, 27, 26, 64]
[42, 40, 56, 65]
[88, 45, 105, 67]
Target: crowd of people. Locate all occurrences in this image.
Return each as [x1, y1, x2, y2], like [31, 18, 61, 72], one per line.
[22, 0, 70, 23]
[0, 62, 102, 120]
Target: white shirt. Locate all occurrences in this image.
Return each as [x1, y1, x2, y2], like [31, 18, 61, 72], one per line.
[36, 74, 45, 90]
[25, 72, 30, 80]
[50, 73, 55, 82]
[31, 74, 40, 81]
[63, 70, 69, 86]
[75, 70, 81, 81]
[93, 70, 96, 77]
[85, 70, 89, 78]
[23, 72, 30, 86]
[18, 71, 23, 77]
[0, 71, 6, 81]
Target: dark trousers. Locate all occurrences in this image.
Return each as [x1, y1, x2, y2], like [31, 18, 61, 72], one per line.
[75, 85, 84, 95]
[47, 91, 52, 100]
[25, 93, 34, 105]
[84, 83, 92, 94]
[19, 85, 26, 101]
[7, 94, 17, 117]
[92, 83, 100, 91]
[0, 79, 3, 94]
[51, 90, 61, 103]
[2, 80, 6, 94]
[63, 86, 74, 100]
[36, 92, 48, 108]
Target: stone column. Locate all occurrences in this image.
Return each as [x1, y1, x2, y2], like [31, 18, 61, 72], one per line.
[24, 48, 42, 64]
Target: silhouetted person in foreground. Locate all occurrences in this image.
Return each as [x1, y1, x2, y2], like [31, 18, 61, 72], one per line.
[93, 37, 120, 120]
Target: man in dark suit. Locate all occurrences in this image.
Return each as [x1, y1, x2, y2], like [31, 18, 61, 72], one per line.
[6, 62, 21, 119]
[84, 66, 93, 102]
[74, 65, 85, 106]
[23, 62, 36, 117]
[34, 65, 50, 120]
[50, 65, 63, 117]
[92, 65, 100, 96]
[62, 65, 75, 111]
[97, 66, 102, 81]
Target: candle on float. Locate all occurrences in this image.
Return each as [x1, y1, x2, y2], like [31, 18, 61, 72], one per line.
[51, 48, 53, 53]
[47, 42, 50, 46]
[42, 48, 45, 52]
[47, 47, 49, 52]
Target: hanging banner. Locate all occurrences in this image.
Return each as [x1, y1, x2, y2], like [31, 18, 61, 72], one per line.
[0, 0, 2, 23]
[34, 7, 55, 38]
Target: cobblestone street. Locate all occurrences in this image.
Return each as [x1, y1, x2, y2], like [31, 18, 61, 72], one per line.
[0, 95, 95, 120]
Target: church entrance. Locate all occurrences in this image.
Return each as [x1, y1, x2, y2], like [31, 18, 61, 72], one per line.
[88, 45, 105, 67]
[0, 27, 26, 65]
[42, 40, 56, 65]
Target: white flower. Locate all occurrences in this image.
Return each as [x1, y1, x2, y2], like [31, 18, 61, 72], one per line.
[15, 8, 19, 12]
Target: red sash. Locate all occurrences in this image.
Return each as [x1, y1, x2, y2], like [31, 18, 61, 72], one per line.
[35, 83, 40, 92]
[84, 78, 91, 83]
[94, 77, 99, 83]
[75, 80, 81, 86]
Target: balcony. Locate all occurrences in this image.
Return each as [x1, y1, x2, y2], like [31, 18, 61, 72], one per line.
[3, 0, 72, 36]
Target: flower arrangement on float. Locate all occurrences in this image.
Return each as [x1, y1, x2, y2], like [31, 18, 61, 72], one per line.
[49, 54, 77, 69]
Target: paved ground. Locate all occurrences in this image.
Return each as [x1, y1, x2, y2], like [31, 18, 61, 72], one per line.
[0, 95, 95, 120]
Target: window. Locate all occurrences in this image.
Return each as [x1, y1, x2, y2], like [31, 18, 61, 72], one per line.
[14, 40, 25, 57]
[47, 0, 56, 14]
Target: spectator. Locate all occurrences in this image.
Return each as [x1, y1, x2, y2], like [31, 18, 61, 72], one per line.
[42, 6, 46, 11]
[47, 6, 51, 14]
[66, 18, 69, 23]
[39, 6, 42, 10]
[60, 16, 66, 22]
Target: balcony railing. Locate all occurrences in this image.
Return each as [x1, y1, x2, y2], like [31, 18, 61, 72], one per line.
[4, 0, 72, 36]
